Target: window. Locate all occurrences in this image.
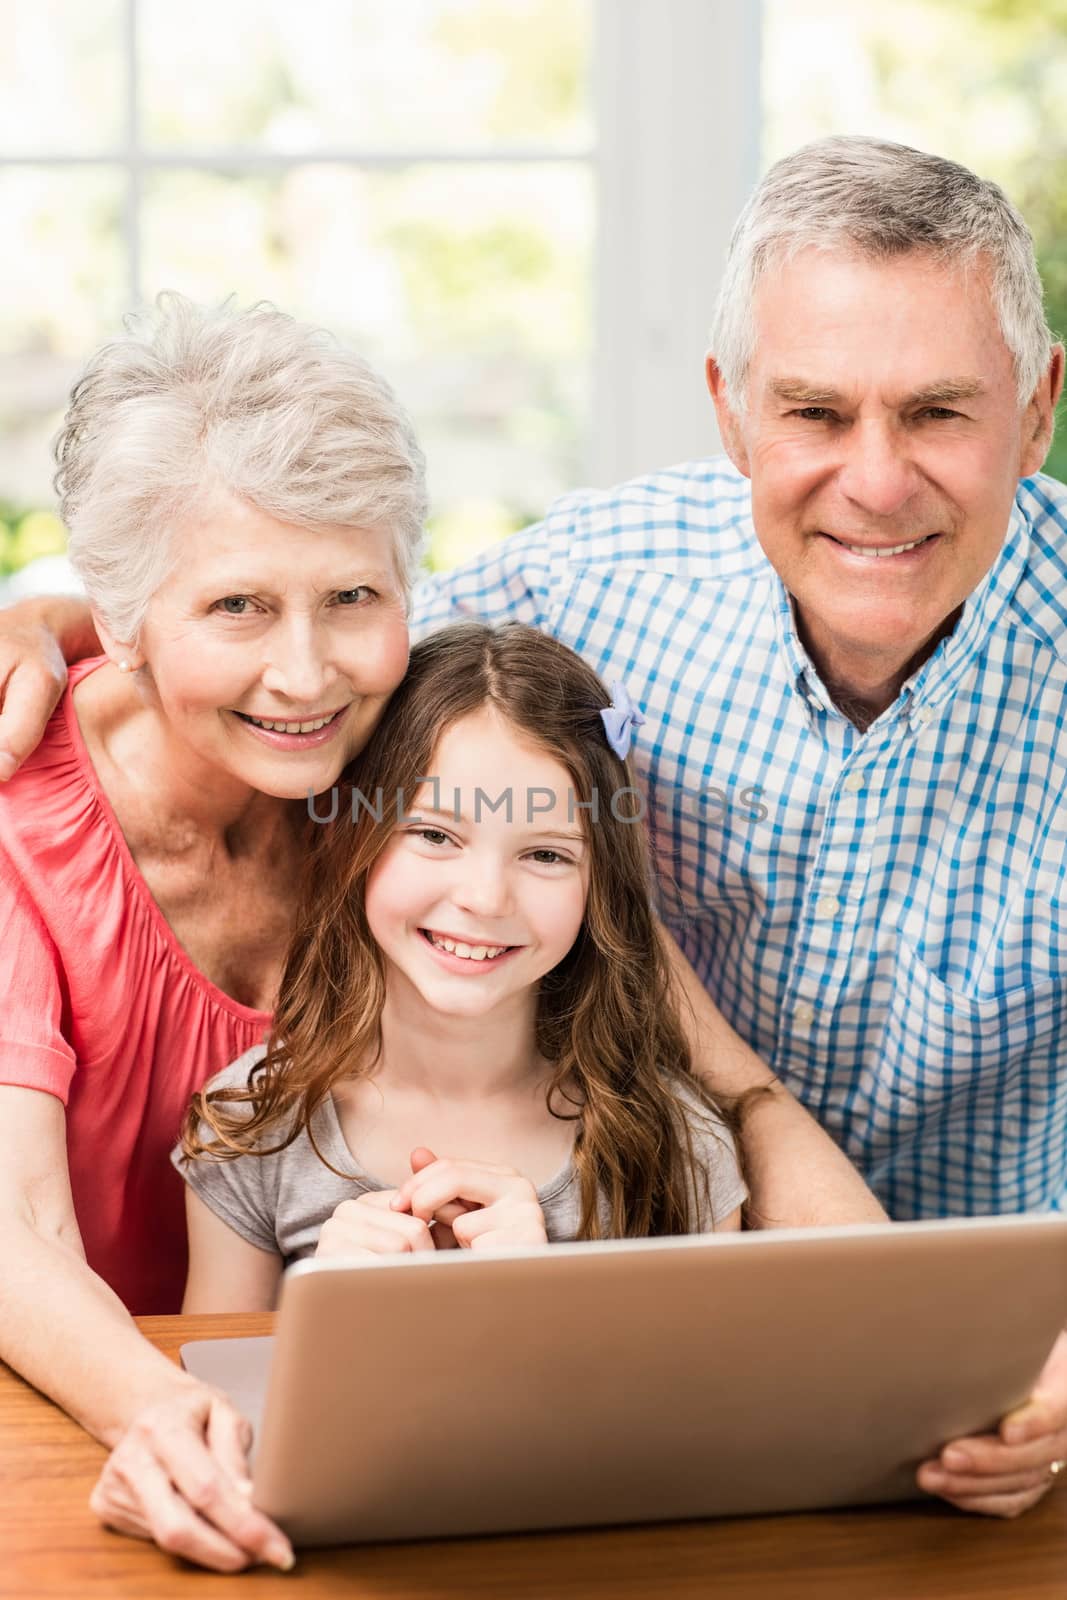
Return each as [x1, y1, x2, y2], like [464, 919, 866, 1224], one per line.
[763, 0, 1067, 481]
[0, 0, 762, 592]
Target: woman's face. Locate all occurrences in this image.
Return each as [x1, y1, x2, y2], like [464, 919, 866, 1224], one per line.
[131, 493, 411, 800]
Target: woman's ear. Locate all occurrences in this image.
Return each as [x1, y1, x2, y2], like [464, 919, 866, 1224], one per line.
[705, 354, 751, 479]
[91, 610, 145, 675]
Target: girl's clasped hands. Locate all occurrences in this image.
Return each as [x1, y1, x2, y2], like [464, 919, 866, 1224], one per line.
[316, 1145, 549, 1257]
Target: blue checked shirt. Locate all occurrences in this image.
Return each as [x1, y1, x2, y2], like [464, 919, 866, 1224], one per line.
[410, 458, 1067, 1220]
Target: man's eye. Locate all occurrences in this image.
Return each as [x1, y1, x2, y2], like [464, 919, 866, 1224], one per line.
[794, 407, 836, 423]
[336, 587, 373, 605]
[919, 407, 959, 421]
[216, 596, 254, 615]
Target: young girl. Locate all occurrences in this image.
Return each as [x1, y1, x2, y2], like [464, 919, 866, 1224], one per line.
[172, 622, 746, 1310]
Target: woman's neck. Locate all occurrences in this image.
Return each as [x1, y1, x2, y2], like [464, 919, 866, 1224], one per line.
[372, 968, 547, 1104]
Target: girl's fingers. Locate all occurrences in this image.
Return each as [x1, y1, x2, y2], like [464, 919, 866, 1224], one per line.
[318, 1204, 435, 1256]
[452, 1201, 548, 1248]
[395, 1160, 525, 1220]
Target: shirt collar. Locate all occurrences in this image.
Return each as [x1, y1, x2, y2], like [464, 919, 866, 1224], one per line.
[771, 494, 1031, 732]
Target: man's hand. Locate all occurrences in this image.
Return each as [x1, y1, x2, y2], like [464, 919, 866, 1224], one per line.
[89, 1383, 294, 1572]
[917, 1330, 1067, 1516]
[391, 1151, 548, 1251]
[0, 606, 69, 780]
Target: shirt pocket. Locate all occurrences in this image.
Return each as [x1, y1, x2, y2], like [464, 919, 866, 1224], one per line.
[869, 936, 1061, 1138]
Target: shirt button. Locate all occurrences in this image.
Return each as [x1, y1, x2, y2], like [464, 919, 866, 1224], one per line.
[916, 706, 934, 725]
[843, 771, 864, 793]
[816, 894, 840, 918]
[794, 1001, 815, 1026]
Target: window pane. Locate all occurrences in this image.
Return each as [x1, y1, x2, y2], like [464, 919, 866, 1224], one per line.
[0, 0, 123, 155]
[141, 0, 593, 153]
[762, 0, 1067, 482]
[0, 170, 125, 556]
[141, 163, 592, 566]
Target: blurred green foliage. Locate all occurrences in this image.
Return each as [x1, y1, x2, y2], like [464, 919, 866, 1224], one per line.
[0, 505, 67, 576]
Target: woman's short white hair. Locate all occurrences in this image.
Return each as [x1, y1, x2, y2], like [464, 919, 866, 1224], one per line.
[710, 135, 1055, 414]
[55, 293, 428, 643]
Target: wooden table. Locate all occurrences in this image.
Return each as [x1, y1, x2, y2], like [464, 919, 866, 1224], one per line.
[3, 1313, 1067, 1599]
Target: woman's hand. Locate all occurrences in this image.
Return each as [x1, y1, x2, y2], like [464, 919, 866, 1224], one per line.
[315, 1188, 436, 1259]
[391, 1152, 548, 1251]
[89, 1383, 295, 1572]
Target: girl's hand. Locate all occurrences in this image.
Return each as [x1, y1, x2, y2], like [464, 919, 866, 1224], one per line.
[315, 1188, 436, 1259]
[89, 1384, 294, 1573]
[391, 1151, 548, 1251]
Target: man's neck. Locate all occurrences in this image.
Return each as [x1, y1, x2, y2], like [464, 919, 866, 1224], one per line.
[797, 606, 963, 732]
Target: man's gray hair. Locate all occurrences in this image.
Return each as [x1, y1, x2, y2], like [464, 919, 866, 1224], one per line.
[55, 293, 428, 643]
[710, 135, 1055, 412]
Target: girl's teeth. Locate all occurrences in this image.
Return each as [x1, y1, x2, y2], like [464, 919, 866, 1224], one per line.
[429, 933, 507, 960]
[244, 713, 335, 733]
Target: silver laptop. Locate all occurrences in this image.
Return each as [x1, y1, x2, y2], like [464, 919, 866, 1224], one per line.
[181, 1214, 1067, 1546]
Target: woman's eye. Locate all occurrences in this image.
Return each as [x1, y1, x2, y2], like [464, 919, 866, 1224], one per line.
[216, 596, 254, 615]
[336, 587, 373, 605]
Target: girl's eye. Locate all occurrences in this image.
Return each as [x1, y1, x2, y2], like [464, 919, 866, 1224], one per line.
[414, 827, 451, 847]
[528, 848, 569, 865]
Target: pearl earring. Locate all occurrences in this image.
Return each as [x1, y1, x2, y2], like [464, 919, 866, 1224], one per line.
[118, 660, 131, 674]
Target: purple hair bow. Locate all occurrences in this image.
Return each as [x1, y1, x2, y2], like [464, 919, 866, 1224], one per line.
[600, 680, 646, 760]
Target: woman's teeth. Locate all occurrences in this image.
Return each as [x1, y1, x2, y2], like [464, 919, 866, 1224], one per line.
[242, 712, 337, 733]
[426, 932, 509, 961]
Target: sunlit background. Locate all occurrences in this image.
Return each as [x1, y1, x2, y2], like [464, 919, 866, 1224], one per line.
[1, 0, 1064, 595]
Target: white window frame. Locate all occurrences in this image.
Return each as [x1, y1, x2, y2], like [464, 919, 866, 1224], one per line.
[2, 0, 762, 494]
[593, 0, 762, 484]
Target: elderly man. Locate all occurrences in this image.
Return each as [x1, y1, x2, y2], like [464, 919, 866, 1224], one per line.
[414, 135, 1067, 1517]
[2, 136, 1065, 1518]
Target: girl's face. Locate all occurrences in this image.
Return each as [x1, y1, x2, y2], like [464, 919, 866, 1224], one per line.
[113, 493, 410, 802]
[365, 706, 591, 1021]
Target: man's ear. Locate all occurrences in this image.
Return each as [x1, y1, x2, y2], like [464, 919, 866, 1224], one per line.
[91, 610, 144, 674]
[1019, 343, 1065, 479]
[705, 354, 751, 478]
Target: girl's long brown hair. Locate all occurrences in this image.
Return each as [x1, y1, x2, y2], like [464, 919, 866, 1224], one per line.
[181, 621, 742, 1237]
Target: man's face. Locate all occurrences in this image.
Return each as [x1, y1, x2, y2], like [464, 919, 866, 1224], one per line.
[708, 248, 1059, 686]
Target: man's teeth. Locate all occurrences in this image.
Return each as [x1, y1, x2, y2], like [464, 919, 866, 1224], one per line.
[838, 535, 932, 558]
[428, 933, 509, 961]
[243, 712, 336, 733]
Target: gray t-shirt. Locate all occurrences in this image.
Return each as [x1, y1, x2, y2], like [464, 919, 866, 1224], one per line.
[171, 1045, 747, 1265]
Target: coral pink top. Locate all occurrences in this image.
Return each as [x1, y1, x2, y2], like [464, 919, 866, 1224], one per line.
[0, 656, 271, 1313]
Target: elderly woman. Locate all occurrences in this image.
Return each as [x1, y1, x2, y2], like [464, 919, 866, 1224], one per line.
[0, 297, 883, 1574]
[0, 295, 423, 1572]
